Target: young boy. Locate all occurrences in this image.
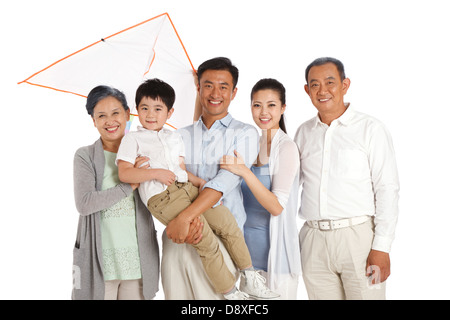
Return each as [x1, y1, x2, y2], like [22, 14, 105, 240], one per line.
[116, 79, 279, 300]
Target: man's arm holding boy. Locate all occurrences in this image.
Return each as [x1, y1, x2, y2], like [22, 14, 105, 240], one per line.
[166, 126, 258, 243]
[116, 134, 203, 244]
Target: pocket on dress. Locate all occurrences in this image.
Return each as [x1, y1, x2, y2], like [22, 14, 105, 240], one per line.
[72, 245, 86, 291]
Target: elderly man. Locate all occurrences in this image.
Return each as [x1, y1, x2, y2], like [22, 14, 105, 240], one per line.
[294, 57, 399, 300]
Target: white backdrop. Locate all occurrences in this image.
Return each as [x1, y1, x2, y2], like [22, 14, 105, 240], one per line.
[2, 0, 449, 300]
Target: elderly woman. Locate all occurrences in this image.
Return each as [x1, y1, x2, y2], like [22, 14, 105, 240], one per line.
[71, 85, 160, 300]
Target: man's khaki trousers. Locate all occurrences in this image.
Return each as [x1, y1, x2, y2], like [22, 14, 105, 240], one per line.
[299, 218, 386, 300]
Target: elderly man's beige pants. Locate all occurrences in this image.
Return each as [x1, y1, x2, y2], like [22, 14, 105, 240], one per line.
[299, 219, 386, 300]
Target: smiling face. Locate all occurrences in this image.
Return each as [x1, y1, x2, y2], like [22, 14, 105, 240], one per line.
[92, 96, 130, 144]
[197, 69, 237, 127]
[251, 89, 286, 131]
[304, 62, 350, 124]
[137, 96, 174, 131]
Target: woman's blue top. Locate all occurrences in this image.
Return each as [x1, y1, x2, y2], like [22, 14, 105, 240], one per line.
[241, 163, 271, 271]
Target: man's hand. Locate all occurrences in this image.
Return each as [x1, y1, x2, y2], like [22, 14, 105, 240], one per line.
[184, 217, 203, 245]
[166, 215, 191, 244]
[366, 249, 391, 284]
[166, 188, 221, 244]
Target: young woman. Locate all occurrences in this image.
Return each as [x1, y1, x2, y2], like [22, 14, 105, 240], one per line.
[220, 79, 301, 299]
[72, 85, 161, 299]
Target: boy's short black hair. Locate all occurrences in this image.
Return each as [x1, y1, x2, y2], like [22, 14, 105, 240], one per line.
[135, 78, 176, 110]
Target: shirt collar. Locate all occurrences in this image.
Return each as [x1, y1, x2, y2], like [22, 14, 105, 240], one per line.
[196, 113, 233, 129]
[337, 103, 354, 126]
[137, 126, 150, 132]
[313, 103, 354, 128]
[137, 126, 168, 134]
[313, 115, 322, 128]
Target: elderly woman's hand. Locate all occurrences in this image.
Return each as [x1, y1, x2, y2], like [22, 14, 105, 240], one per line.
[129, 156, 150, 190]
[134, 156, 150, 169]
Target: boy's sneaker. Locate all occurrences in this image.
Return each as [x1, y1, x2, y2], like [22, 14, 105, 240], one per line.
[240, 270, 280, 300]
[224, 288, 249, 300]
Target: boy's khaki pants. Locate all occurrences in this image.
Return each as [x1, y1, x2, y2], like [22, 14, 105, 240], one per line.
[148, 182, 251, 293]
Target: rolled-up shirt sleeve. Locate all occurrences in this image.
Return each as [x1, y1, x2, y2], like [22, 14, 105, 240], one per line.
[204, 125, 259, 203]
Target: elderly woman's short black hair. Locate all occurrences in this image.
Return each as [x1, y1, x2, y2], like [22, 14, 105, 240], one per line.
[85, 85, 129, 116]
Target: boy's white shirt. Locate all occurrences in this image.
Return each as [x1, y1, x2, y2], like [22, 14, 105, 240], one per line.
[116, 126, 188, 204]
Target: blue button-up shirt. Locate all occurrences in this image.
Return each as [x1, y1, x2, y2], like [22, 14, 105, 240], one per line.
[177, 113, 259, 230]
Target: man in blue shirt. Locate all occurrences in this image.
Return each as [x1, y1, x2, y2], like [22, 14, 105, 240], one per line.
[166, 57, 259, 240]
[161, 57, 261, 299]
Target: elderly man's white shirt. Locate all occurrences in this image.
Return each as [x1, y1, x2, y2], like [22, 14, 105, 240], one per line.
[294, 105, 399, 252]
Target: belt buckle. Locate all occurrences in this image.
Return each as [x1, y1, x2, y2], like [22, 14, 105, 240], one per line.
[318, 219, 333, 231]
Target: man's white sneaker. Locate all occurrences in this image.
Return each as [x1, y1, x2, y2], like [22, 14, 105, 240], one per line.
[240, 270, 280, 300]
[224, 288, 249, 300]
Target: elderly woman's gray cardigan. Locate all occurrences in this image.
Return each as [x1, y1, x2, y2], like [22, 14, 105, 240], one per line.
[72, 138, 159, 300]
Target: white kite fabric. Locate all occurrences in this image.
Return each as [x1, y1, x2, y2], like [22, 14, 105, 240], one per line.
[19, 13, 197, 130]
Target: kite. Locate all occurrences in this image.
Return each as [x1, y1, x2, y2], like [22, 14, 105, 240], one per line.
[18, 12, 198, 130]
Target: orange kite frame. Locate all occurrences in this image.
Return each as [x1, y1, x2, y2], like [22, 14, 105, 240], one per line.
[18, 12, 196, 124]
